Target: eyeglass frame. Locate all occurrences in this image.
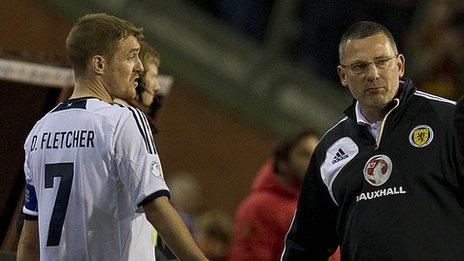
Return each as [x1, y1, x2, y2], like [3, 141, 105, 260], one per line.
[340, 54, 399, 75]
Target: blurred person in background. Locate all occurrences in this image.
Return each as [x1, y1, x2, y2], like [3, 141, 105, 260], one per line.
[407, 1, 464, 100]
[228, 128, 340, 261]
[193, 210, 232, 261]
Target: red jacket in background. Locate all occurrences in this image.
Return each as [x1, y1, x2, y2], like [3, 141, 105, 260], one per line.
[228, 159, 340, 261]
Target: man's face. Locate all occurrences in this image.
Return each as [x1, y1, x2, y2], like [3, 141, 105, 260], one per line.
[140, 63, 160, 107]
[337, 33, 405, 111]
[287, 136, 319, 180]
[104, 36, 144, 100]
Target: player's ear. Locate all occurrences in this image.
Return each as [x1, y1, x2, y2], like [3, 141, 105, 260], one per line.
[91, 55, 106, 75]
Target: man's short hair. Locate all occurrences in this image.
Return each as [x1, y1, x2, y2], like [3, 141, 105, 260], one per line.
[66, 13, 144, 77]
[273, 128, 319, 173]
[338, 21, 398, 60]
[139, 41, 160, 76]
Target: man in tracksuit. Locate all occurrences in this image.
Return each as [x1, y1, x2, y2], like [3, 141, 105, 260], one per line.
[282, 21, 464, 260]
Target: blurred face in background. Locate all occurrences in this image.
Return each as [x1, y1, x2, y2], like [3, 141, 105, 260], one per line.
[286, 135, 319, 180]
[169, 174, 202, 216]
[140, 62, 160, 106]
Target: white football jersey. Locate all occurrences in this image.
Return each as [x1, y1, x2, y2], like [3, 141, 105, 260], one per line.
[23, 97, 169, 261]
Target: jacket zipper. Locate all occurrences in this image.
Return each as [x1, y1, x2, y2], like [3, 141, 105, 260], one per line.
[375, 98, 400, 149]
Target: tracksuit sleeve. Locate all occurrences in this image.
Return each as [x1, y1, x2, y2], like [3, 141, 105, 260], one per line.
[282, 152, 339, 260]
[455, 96, 464, 152]
[453, 97, 464, 199]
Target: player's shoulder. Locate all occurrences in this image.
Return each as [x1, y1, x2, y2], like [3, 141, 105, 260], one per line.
[81, 98, 141, 124]
[110, 101, 148, 123]
[109, 102, 154, 137]
[39, 97, 136, 129]
[110, 101, 158, 153]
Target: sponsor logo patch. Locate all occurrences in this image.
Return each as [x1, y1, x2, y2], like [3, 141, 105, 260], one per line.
[363, 154, 392, 186]
[409, 125, 433, 148]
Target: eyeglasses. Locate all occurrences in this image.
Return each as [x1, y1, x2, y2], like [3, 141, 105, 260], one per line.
[340, 54, 399, 75]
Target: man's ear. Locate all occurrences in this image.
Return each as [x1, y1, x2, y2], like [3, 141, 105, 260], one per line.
[337, 65, 348, 87]
[397, 54, 406, 77]
[91, 55, 106, 75]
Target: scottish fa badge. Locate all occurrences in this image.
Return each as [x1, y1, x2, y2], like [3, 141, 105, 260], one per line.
[409, 125, 433, 148]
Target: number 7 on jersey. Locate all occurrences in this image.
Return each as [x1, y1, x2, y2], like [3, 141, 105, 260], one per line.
[45, 163, 74, 246]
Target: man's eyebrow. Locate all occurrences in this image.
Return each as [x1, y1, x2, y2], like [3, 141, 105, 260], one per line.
[375, 55, 394, 59]
[127, 47, 140, 54]
[344, 58, 364, 65]
[349, 59, 365, 64]
[348, 55, 393, 64]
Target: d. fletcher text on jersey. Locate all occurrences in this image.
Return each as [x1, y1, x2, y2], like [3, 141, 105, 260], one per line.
[30, 130, 95, 151]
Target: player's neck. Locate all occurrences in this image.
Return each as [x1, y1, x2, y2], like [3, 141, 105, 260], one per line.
[71, 77, 113, 103]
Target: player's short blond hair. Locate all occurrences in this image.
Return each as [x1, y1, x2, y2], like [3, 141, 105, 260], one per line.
[66, 13, 144, 77]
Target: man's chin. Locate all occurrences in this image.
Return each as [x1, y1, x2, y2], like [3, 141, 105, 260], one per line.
[364, 96, 391, 109]
[127, 89, 137, 100]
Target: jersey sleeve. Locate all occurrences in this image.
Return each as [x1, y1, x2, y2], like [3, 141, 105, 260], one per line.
[22, 134, 38, 217]
[281, 151, 339, 260]
[113, 107, 170, 207]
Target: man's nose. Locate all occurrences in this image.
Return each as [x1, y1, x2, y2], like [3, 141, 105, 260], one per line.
[135, 56, 144, 74]
[154, 79, 161, 92]
[365, 62, 380, 80]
